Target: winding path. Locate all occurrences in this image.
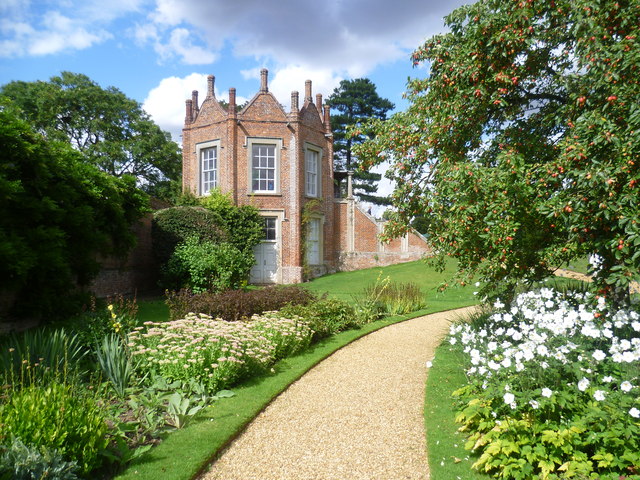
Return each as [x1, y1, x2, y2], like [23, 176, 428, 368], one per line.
[199, 306, 478, 480]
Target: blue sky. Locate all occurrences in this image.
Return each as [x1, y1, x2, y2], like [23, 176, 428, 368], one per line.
[1, 0, 469, 144]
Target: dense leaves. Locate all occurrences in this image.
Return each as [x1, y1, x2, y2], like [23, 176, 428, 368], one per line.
[0, 99, 148, 318]
[327, 78, 394, 204]
[1, 72, 181, 196]
[355, 0, 640, 303]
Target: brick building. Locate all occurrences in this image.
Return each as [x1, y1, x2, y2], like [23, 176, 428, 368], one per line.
[182, 69, 430, 284]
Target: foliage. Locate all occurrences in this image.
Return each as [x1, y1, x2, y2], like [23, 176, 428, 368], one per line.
[0, 98, 149, 319]
[129, 313, 314, 394]
[94, 333, 136, 398]
[152, 206, 226, 268]
[1, 72, 181, 194]
[198, 190, 264, 255]
[355, 0, 640, 304]
[327, 78, 394, 205]
[362, 277, 427, 315]
[0, 328, 88, 385]
[0, 437, 80, 480]
[166, 238, 254, 293]
[165, 285, 316, 321]
[449, 288, 640, 479]
[153, 192, 263, 291]
[0, 381, 109, 475]
[278, 298, 359, 341]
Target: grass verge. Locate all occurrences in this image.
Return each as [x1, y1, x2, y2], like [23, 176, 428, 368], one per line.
[425, 339, 489, 480]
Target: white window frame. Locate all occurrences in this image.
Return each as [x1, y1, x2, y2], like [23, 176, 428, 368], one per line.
[247, 137, 282, 195]
[306, 216, 323, 266]
[304, 143, 322, 198]
[196, 140, 221, 196]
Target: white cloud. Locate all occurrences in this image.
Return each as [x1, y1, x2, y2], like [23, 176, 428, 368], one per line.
[156, 28, 217, 65]
[143, 72, 248, 143]
[268, 65, 342, 111]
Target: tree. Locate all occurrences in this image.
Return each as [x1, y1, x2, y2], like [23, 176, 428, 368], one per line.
[0, 72, 181, 198]
[327, 78, 394, 204]
[354, 0, 640, 304]
[0, 98, 149, 319]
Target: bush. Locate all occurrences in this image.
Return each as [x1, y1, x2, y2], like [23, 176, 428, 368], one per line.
[0, 382, 109, 475]
[166, 238, 254, 293]
[94, 333, 136, 398]
[165, 285, 316, 321]
[0, 437, 80, 480]
[0, 99, 148, 320]
[152, 206, 225, 268]
[279, 298, 359, 340]
[449, 288, 640, 479]
[199, 190, 264, 255]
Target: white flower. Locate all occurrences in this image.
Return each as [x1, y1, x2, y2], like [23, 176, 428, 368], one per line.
[621, 381, 634, 392]
[503, 392, 515, 405]
[529, 400, 539, 409]
[592, 350, 606, 361]
[593, 390, 606, 401]
[629, 407, 640, 419]
[494, 299, 505, 309]
[578, 378, 590, 392]
[602, 376, 614, 383]
[541, 388, 552, 398]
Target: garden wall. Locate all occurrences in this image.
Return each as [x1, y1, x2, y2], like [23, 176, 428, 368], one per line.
[334, 200, 431, 272]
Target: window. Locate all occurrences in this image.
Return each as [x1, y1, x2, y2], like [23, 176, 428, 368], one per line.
[196, 140, 220, 196]
[262, 217, 277, 241]
[247, 138, 282, 194]
[201, 147, 217, 194]
[305, 148, 319, 197]
[252, 144, 276, 192]
[306, 218, 321, 265]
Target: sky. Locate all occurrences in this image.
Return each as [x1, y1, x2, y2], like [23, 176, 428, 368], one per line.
[0, 0, 468, 203]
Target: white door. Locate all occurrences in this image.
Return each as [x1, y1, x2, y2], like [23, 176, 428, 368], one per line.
[250, 216, 278, 284]
[251, 242, 278, 283]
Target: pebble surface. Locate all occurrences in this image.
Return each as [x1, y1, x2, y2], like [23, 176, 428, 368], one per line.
[200, 306, 479, 480]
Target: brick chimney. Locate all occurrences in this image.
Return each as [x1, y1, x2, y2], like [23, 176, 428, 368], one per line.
[207, 75, 215, 98]
[305, 80, 312, 103]
[185, 99, 193, 124]
[191, 90, 199, 118]
[260, 68, 268, 92]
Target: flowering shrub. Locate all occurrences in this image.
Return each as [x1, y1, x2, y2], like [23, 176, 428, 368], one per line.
[449, 288, 640, 479]
[129, 313, 314, 394]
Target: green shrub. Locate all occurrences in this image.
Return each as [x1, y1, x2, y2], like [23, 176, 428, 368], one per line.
[279, 298, 359, 340]
[165, 285, 317, 321]
[0, 99, 148, 320]
[152, 206, 226, 268]
[199, 190, 264, 255]
[167, 238, 254, 293]
[0, 382, 109, 475]
[0, 437, 80, 480]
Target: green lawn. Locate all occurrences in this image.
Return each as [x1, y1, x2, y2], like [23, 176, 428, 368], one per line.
[118, 259, 478, 480]
[307, 258, 478, 311]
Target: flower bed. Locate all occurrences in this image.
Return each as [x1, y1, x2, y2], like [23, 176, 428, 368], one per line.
[449, 288, 640, 479]
[129, 313, 314, 395]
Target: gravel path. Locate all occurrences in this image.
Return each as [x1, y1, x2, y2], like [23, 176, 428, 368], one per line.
[199, 306, 479, 480]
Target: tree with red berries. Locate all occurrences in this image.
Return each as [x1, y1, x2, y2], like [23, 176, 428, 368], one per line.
[355, 0, 639, 304]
